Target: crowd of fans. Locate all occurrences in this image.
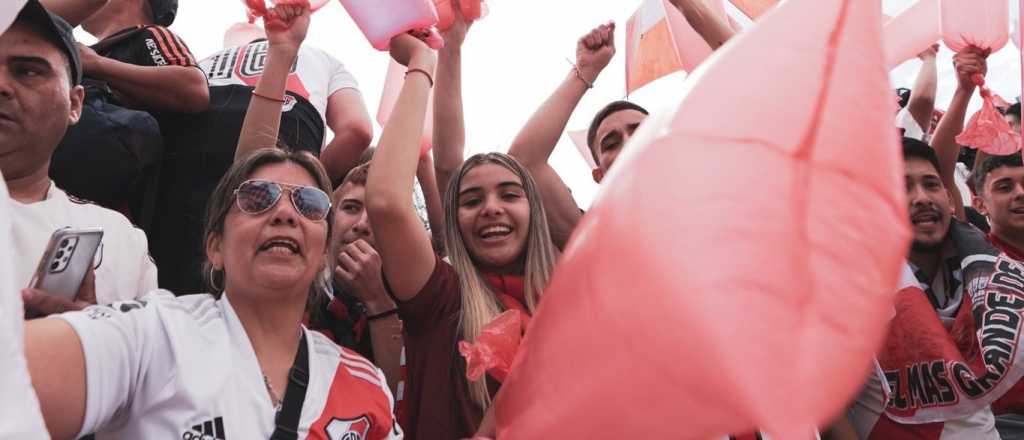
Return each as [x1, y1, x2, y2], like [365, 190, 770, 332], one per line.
[3, 0, 1024, 438]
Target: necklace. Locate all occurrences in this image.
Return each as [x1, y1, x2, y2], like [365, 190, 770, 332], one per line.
[263, 373, 283, 411]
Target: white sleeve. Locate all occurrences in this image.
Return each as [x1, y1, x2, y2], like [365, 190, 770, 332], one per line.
[0, 172, 49, 439]
[895, 107, 925, 141]
[322, 49, 359, 95]
[130, 228, 159, 297]
[56, 297, 169, 437]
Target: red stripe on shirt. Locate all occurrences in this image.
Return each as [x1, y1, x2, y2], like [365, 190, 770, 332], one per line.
[150, 26, 188, 67]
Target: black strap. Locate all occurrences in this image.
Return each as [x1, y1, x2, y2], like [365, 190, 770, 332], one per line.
[270, 331, 309, 440]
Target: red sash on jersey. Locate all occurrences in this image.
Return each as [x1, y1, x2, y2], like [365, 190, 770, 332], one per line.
[874, 223, 1024, 430]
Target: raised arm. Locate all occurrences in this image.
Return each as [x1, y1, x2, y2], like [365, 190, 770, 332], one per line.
[907, 44, 939, 131]
[668, 0, 736, 50]
[365, 34, 439, 301]
[40, 0, 108, 27]
[432, 2, 472, 191]
[417, 153, 446, 252]
[77, 27, 209, 114]
[932, 47, 986, 221]
[320, 89, 374, 184]
[235, 4, 310, 163]
[507, 23, 615, 248]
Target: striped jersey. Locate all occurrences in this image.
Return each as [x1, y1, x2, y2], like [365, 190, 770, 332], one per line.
[58, 292, 402, 440]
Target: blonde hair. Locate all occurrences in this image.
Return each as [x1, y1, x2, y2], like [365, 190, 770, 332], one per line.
[442, 152, 558, 408]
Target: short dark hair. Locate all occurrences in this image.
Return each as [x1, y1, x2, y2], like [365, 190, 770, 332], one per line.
[974, 153, 1023, 192]
[902, 137, 941, 175]
[586, 100, 649, 165]
[1006, 103, 1021, 120]
[340, 162, 370, 188]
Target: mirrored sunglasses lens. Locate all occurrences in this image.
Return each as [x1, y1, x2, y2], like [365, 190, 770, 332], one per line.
[292, 187, 330, 220]
[237, 181, 280, 214]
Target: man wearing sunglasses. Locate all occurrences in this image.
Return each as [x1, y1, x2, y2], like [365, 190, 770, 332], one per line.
[0, 1, 158, 317]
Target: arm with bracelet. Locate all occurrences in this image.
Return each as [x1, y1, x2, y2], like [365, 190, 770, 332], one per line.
[235, 4, 310, 163]
[507, 22, 616, 249]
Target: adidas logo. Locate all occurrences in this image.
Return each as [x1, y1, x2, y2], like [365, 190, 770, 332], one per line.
[182, 416, 226, 440]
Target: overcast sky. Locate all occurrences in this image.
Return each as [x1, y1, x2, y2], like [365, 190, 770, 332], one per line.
[77, 0, 1024, 209]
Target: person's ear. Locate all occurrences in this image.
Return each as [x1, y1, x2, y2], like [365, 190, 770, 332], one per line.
[206, 232, 224, 270]
[973, 194, 989, 217]
[591, 168, 604, 183]
[68, 85, 84, 125]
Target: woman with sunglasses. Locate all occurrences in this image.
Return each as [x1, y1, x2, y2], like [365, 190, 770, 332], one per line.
[366, 33, 559, 439]
[21, 148, 402, 440]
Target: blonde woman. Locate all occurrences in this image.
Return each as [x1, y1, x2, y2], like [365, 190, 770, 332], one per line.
[366, 34, 558, 439]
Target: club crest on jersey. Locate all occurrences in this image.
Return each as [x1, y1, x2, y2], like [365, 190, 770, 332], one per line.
[325, 415, 370, 440]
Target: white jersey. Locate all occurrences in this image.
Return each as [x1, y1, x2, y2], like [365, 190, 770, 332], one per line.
[850, 361, 999, 439]
[59, 292, 402, 440]
[10, 183, 157, 304]
[0, 174, 50, 440]
[200, 40, 360, 123]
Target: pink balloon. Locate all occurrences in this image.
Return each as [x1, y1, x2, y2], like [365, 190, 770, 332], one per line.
[377, 59, 434, 155]
[883, 0, 941, 68]
[435, 0, 485, 30]
[495, 0, 907, 438]
[940, 0, 1009, 53]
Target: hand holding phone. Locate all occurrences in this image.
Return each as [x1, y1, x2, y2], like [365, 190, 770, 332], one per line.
[23, 267, 96, 319]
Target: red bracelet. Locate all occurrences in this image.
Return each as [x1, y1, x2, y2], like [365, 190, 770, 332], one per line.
[252, 90, 286, 103]
[405, 68, 435, 88]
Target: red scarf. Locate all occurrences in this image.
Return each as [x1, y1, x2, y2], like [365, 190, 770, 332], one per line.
[989, 232, 1024, 261]
[481, 273, 532, 326]
[459, 273, 532, 383]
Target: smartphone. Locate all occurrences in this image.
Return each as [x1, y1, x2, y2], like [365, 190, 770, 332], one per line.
[29, 227, 104, 300]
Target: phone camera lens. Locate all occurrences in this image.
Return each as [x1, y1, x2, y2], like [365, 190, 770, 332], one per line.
[60, 239, 69, 248]
[50, 262, 59, 271]
[56, 250, 64, 259]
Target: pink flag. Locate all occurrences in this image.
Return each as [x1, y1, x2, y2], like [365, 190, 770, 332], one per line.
[625, 0, 731, 94]
[882, 0, 941, 68]
[377, 59, 434, 154]
[568, 130, 598, 170]
[495, 0, 907, 438]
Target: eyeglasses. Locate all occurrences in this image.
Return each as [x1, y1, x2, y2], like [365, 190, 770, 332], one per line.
[233, 179, 332, 221]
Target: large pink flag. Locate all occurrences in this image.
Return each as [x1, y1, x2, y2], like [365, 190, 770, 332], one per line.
[882, 0, 941, 68]
[495, 0, 907, 438]
[727, 0, 779, 20]
[625, 0, 731, 94]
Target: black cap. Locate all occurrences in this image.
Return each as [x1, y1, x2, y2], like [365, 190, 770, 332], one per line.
[148, 0, 178, 26]
[15, 0, 81, 85]
[896, 87, 911, 109]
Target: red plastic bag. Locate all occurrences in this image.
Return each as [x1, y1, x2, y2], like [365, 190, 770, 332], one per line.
[458, 310, 526, 383]
[956, 77, 1021, 154]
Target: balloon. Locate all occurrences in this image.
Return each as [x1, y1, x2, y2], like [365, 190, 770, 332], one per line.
[495, 0, 907, 438]
[0, 0, 26, 36]
[435, 0, 485, 30]
[940, 0, 1009, 53]
[727, 0, 779, 20]
[625, 0, 733, 94]
[882, 0, 941, 68]
[338, 0, 442, 51]
[377, 59, 434, 155]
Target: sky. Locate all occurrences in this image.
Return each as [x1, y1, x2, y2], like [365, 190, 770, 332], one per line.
[76, 0, 1024, 209]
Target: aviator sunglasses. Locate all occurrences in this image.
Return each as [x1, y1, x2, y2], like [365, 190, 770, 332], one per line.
[233, 179, 332, 221]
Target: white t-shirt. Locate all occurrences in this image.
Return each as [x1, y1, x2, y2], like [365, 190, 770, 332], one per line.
[59, 292, 402, 440]
[896, 107, 927, 141]
[0, 174, 49, 439]
[10, 183, 157, 304]
[200, 40, 360, 123]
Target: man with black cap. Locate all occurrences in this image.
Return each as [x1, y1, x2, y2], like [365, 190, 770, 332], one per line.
[0, 0, 158, 318]
[45, 0, 207, 221]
